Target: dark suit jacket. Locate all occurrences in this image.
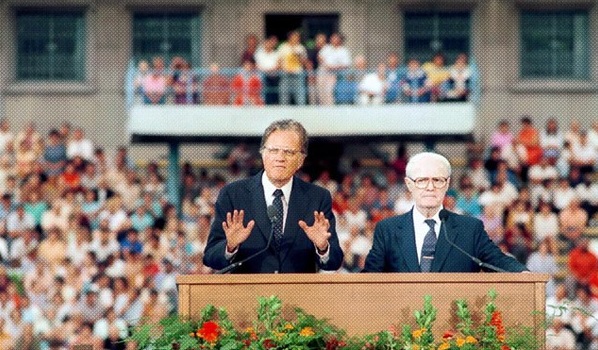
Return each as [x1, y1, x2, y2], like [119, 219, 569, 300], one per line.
[203, 172, 344, 273]
[362, 209, 527, 272]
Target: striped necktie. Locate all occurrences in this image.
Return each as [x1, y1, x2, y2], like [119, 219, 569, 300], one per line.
[420, 219, 437, 272]
[272, 189, 284, 248]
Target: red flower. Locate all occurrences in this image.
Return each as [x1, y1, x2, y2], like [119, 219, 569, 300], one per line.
[490, 311, 506, 342]
[443, 330, 455, 340]
[262, 339, 276, 349]
[197, 321, 220, 343]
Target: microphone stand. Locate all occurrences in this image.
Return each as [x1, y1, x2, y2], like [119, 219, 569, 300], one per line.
[215, 207, 277, 274]
[440, 211, 507, 273]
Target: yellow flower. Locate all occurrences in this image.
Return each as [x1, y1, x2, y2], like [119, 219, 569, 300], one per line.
[245, 327, 255, 333]
[438, 343, 451, 350]
[284, 323, 294, 330]
[412, 344, 420, 350]
[274, 331, 285, 340]
[456, 337, 466, 347]
[299, 327, 315, 337]
[412, 328, 426, 339]
[465, 336, 477, 344]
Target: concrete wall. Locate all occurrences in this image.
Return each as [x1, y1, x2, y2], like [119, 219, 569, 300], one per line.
[0, 0, 597, 151]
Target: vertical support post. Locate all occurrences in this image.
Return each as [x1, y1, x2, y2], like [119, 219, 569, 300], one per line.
[168, 142, 181, 215]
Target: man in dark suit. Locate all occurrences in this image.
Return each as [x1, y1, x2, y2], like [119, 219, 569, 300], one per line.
[363, 152, 526, 273]
[203, 119, 343, 273]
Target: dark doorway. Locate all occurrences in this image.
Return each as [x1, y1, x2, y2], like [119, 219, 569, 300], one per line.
[265, 13, 339, 46]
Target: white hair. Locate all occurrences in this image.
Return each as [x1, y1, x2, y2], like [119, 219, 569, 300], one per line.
[405, 152, 452, 178]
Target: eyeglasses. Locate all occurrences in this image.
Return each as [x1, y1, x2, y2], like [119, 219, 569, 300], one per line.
[262, 146, 302, 157]
[408, 177, 449, 189]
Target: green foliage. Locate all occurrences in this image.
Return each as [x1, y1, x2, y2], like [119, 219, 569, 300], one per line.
[127, 292, 540, 350]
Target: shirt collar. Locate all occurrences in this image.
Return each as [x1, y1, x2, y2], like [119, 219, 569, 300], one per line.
[262, 172, 293, 200]
[412, 206, 442, 226]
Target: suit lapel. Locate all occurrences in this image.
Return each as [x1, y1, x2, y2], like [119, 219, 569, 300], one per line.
[398, 211, 420, 272]
[250, 172, 271, 244]
[431, 211, 458, 272]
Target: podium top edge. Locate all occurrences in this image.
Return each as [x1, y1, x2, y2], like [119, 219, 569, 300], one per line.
[176, 272, 550, 285]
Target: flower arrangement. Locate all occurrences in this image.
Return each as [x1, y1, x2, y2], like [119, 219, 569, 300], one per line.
[127, 291, 538, 350]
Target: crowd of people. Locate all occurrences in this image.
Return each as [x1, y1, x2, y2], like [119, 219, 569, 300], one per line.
[133, 31, 473, 107]
[0, 114, 594, 349]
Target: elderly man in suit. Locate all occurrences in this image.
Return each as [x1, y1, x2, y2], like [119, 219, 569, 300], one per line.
[203, 119, 343, 273]
[363, 152, 526, 273]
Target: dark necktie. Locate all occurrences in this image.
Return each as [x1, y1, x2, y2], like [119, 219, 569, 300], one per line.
[273, 189, 284, 248]
[420, 219, 437, 272]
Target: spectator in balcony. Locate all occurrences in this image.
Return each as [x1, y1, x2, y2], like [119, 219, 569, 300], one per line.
[133, 60, 150, 104]
[469, 158, 490, 191]
[141, 56, 168, 105]
[318, 32, 351, 106]
[66, 128, 94, 162]
[357, 63, 387, 105]
[385, 52, 403, 103]
[240, 33, 259, 65]
[571, 131, 597, 177]
[422, 52, 450, 101]
[255, 35, 280, 105]
[455, 183, 482, 218]
[444, 53, 471, 102]
[306, 33, 326, 105]
[231, 60, 264, 106]
[171, 57, 198, 104]
[400, 58, 430, 103]
[277, 30, 308, 105]
[201, 63, 230, 105]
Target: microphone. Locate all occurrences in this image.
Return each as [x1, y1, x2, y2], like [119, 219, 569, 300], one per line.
[439, 209, 507, 273]
[215, 205, 278, 274]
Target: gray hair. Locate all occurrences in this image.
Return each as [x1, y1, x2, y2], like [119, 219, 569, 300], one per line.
[260, 119, 308, 155]
[405, 152, 452, 178]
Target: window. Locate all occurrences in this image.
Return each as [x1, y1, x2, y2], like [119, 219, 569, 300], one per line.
[16, 9, 86, 81]
[133, 12, 201, 66]
[520, 11, 589, 79]
[404, 12, 470, 63]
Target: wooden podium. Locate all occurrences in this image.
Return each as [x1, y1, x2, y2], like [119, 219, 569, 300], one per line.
[177, 273, 548, 339]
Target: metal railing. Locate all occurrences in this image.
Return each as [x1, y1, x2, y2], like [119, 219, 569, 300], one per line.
[125, 60, 481, 109]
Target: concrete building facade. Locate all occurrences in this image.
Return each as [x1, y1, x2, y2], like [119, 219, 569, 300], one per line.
[0, 0, 596, 149]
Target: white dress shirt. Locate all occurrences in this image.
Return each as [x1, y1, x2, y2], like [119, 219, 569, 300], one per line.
[412, 206, 442, 265]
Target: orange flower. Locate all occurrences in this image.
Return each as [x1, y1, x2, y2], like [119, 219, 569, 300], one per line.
[490, 311, 506, 342]
[456, 337, 466, 347]
[465, 336, 478, 344]
[299, 327, 315, 337]
[437, 343, 451, 350]
[284, 323, 294, 330]
[196, 321, 220, 343]
[412, 328, 426, 339]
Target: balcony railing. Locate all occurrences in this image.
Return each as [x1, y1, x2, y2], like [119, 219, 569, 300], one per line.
[124, 61, 480, 109]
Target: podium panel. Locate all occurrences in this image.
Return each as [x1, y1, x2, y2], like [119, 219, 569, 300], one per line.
[177, 273, 548, 340]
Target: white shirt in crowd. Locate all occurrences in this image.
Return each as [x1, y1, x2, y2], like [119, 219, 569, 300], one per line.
[318, 44, 351, 71]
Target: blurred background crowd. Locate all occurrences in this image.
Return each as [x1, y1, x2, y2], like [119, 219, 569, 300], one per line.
[0, 30, 596, 350]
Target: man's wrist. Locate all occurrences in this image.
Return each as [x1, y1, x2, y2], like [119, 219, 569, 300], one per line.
[317, 242, 329, 254]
